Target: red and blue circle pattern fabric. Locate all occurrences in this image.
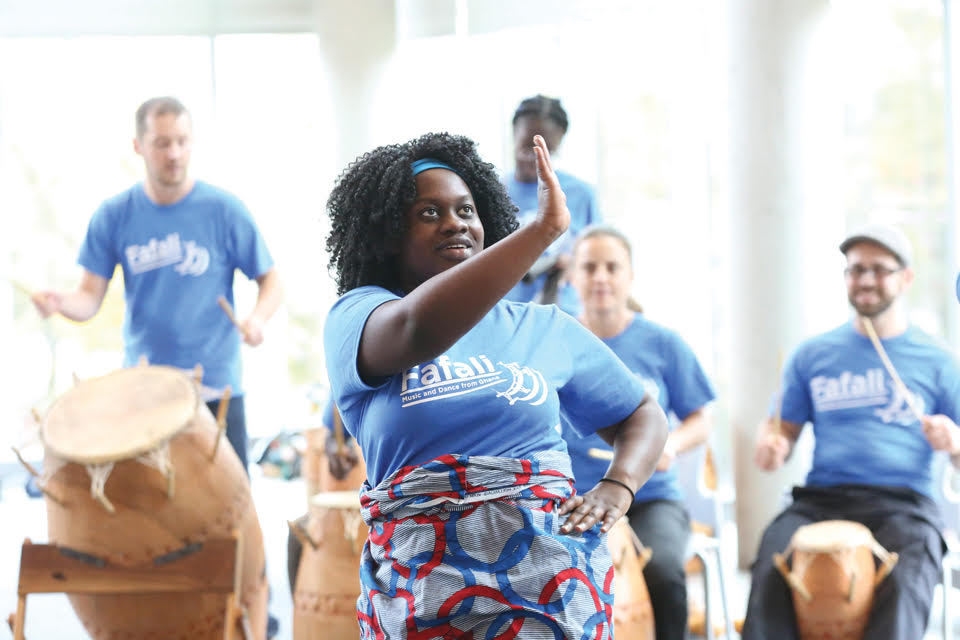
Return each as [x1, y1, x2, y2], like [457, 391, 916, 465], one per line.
[355, 450, 615, 639]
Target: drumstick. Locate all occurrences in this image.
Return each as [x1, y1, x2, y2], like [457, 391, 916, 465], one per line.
[217, 296, 248, 338]
[5, 276, 32, 297]
[862, 316, 924, 422]
[588, 447, 614, 461]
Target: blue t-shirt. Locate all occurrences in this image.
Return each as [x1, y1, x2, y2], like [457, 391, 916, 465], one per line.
[77, 181, 274, 392]
[322, 398, 335, 428]
[562, 314, 716, 502]
[321, 397, 355, 444]
[502, 170, 601, 314]
[779, 322, 960, 498]
[323, 286, 647, 487]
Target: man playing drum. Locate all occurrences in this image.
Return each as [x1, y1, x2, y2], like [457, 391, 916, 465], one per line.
[743, 224, 960, 639]
[30, 96, 283, 473]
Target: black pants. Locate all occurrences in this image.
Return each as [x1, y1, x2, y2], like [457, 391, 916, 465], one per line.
[742, 484, 944, 640]
[628, 499, 691, 640]
[205, 395, 248, 474]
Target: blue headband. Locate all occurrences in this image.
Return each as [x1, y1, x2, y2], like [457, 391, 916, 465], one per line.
[412, 157, 459, 177]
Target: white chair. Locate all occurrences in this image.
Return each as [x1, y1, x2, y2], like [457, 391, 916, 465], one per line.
[675, 443, 736, 639]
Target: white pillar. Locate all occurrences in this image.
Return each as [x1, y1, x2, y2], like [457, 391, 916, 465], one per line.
[315, 0, 397, 169]
[728, 0, 830, 567]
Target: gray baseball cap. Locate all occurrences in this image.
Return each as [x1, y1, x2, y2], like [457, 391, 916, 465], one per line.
[839, 223, 912, 267]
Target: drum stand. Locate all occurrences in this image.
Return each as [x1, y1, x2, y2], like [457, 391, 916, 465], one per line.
[7, 531, 254, 640]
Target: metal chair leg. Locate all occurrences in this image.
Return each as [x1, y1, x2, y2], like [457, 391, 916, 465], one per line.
[713, 545, 735, 639]
[694, 548, 715, 640]
[945, 556, 952, 640]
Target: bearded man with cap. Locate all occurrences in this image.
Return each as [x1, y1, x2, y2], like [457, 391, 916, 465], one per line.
[741, 223, 960, 639]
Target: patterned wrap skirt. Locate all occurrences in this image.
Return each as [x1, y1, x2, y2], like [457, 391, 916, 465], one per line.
[356, 450, 615, 639]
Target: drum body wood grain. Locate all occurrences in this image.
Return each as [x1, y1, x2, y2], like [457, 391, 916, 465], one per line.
[607, 518, 655, 640]
[41, 366, 268, 639]
[293, 491, 367, 640]
[774, 520, 899, 640]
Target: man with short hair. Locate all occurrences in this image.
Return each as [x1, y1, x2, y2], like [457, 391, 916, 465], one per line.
[743, 223, 960, 639]
[32, 96, 283, 473]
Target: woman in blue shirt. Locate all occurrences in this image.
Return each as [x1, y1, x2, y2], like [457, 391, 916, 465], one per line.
[323, 132, 668, 638]
[564, 224, 717, 640]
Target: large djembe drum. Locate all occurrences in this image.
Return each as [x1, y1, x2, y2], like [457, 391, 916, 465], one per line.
[774, 520, 899, 640]
[291, 490, 367, 640]
[39, 365, 268, 639]
[607, 518, 656, 639]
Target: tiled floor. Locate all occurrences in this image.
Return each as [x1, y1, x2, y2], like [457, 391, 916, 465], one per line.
[1, 464, 957, 639]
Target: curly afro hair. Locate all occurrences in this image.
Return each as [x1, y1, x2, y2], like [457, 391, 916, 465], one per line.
[326, 132, 519, 295]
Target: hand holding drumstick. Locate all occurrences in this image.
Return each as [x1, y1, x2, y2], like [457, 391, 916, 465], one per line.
[217, 296, 264, 346]
[861, 317, 960, 457]
[754, 348, 795, 471]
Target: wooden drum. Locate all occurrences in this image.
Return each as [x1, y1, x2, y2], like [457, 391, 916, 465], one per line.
[302, 426, 366, 503]
[292, 490, 367, 640]
[774, 520, 899, 640]
[606, 518, 655, 640]
[39, 366, 268, 639]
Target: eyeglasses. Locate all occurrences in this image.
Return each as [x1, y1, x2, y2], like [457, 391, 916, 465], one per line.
[843, 265, 903, 279]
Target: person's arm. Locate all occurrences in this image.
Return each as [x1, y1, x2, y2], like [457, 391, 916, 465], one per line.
[31, 270, 109, 322]
[922, 415, 960, 469]
[657, 406, 712, 471]
[754, 417, 803, 471]
[357, 135, 570, 379]
[323, 403, 360, 480]
[558, 395, 669, 534]
[240, 266, 283, 346]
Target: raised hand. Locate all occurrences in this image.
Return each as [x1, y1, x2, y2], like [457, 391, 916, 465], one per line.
[533, 134, 570, 241]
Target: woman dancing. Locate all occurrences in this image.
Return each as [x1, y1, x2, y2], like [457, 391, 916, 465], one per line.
[323, 132, 668, 638]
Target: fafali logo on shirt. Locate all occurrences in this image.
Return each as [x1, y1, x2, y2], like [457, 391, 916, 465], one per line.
[124, 233, 210, 277]
[809, 367, 924, 425]
[400, 354, 548, 408]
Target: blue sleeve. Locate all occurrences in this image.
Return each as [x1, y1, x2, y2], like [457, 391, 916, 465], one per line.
[321, 396, 355, 444]
[934, 356, 960, 421]
[77, 204, 118, 280]
[555, 311, 647, 436]
[322, 287, 400, 431]
[224, 198, 273, 279]
[322, 398, 335, 427]
[664, 332, 716, 419]
[777, 348, 812, 425]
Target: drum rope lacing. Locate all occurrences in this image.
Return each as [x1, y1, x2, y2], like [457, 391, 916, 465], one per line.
[136, 442, 176, 499]
[85, 462, 116, 513]
[76, 441, 176, 514]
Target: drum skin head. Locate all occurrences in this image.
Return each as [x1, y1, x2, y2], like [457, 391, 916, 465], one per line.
[791, 519, 874, 552]
[42, 366, 198, 464]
